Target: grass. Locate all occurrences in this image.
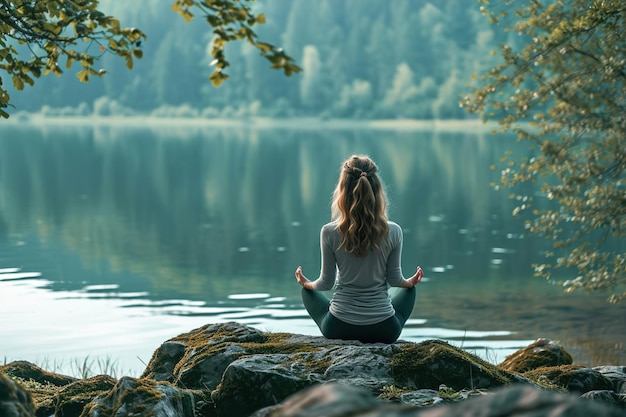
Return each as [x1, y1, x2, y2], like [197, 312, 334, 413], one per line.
[2, 355, 137, 379]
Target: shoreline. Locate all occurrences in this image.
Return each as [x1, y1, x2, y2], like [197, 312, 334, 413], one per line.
[1, 114, 499, 132]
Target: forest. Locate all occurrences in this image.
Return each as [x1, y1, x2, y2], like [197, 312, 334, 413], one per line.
[5, 0, 520, 120]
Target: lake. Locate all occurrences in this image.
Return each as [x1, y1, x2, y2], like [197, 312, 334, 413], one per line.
[0, 118, 624, 376]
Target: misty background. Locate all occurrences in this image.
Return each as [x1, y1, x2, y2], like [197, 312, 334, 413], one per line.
[6, 0, 515, 120]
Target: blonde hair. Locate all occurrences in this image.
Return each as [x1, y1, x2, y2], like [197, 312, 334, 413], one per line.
[331, 155, 389, 257]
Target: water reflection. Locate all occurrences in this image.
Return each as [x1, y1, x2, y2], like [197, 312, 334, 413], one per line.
[0, 121, 624, 373]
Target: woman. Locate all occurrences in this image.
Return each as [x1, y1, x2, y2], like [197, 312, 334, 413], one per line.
[295, 154, 423, 343]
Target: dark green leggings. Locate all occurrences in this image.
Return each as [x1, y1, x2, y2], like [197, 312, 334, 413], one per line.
[301, 287, 416, 344]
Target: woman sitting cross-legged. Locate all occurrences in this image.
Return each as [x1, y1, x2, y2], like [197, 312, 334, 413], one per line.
[295, 154, 423, 344]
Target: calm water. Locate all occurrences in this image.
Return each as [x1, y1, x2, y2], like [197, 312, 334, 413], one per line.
[0, 119, 624, 376]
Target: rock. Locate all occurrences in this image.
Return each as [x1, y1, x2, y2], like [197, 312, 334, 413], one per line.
[398, 389, 443, 407]
[0, 361, 76, 387]
[250, 383, 390, 417]
[141, 322, 522, 416]
[418, 383, 625, 417]
[251, 382, 626, 417]
[594, 366, 626, 394]
[53, 375, 117, 417]
[211, 353, 318, 417]
[81, 376, 196, 417]
[0, 373, 36, 417]
[0, 361, 75, 415]
[141, 321, 268, 390]
[523, 365, 614, 394]
[390, 339, 527, 390]
[498, 338, 573, 373]
[580, 390, 626, 409]
[6, 322, 626, 417]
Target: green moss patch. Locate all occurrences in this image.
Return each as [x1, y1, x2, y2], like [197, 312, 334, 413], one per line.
[0, 361, 76, 387]
[55, 375, 117, 417]
[522, 365, 584, 392]
[143, 323, 326, 390]
[80, 377, 175, 417]
[391, 340, 513, 391]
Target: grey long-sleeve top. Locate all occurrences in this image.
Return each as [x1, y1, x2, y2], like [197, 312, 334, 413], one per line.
[309, 221, 405, 325]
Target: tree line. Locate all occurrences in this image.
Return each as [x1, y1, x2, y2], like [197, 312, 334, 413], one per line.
[5, 0, 515, 120]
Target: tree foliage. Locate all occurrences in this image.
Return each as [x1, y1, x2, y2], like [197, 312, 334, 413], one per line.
[0, 0, 300, 118]
[463, 0, 626, 302]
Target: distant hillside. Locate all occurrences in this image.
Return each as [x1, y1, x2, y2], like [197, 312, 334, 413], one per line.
[7, 0, 520, 119]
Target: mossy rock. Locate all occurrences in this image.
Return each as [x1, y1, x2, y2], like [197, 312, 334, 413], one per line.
[0, 361, 77, 416]
[54, 375, 117, 417]
[80, 376, 195, 417]
[523, 364, 614, 394]
[0, 361, 76, 387]
[498, 338, 573, 373]
[0, 373, 36, 417]
[142, 322, 322, 390]
[390, 340, 517, 391]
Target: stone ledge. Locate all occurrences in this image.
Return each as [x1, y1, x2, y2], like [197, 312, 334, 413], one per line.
[1, 322, 625, 417]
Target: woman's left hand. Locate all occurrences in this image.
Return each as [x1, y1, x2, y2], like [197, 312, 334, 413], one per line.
[407, 266, 423, 287]
[295, 266, 312, 289]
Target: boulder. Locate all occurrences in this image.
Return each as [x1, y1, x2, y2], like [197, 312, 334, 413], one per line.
[580, 390, 626, 409]
[594, 366, 626, 394]
[141, 322, 522, 416]
[252, 382, 626, 417]
[0, 361, 75, 415]
[6, 322, 626, 417]
[81, 376, 196, 417]
[0, 373, 36, 417]
[523, 365, 614, 394]
[53, 375, 117, 417]
[390, 339, 525, 390]
[498, 338, 573, 373]
[0, 361, 76, 387]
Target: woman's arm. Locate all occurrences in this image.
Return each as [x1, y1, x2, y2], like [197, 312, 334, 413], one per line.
[295, 226, 337, 291]
[386, 224, 423, 288]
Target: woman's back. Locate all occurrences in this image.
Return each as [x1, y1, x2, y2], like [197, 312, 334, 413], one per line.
[295, 154, 423, 343]
[322, 221, 406, 325]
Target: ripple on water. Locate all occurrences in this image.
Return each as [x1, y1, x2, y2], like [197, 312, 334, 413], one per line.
[228, 293, 271, 300]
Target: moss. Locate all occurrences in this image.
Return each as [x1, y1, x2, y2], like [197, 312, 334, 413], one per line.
[301, 352, 332, 375]
[8, 375, 61, 415]
[55, 375, 117, 417]
[498, 339, 573, 373]
[242, 333, 320, 355]
[147, 324, 324, 389]
[79, 377, 173, 417]
[0, 361, 76, 387]
[391, 340, 513, 391]
[378, 385, 412, 401]
[522, 365, 583, 392]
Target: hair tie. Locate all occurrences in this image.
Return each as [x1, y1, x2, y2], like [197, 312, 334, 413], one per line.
[360, 171, 367, 177]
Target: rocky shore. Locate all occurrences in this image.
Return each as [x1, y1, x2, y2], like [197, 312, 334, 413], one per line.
[1, 321, 625, 416]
